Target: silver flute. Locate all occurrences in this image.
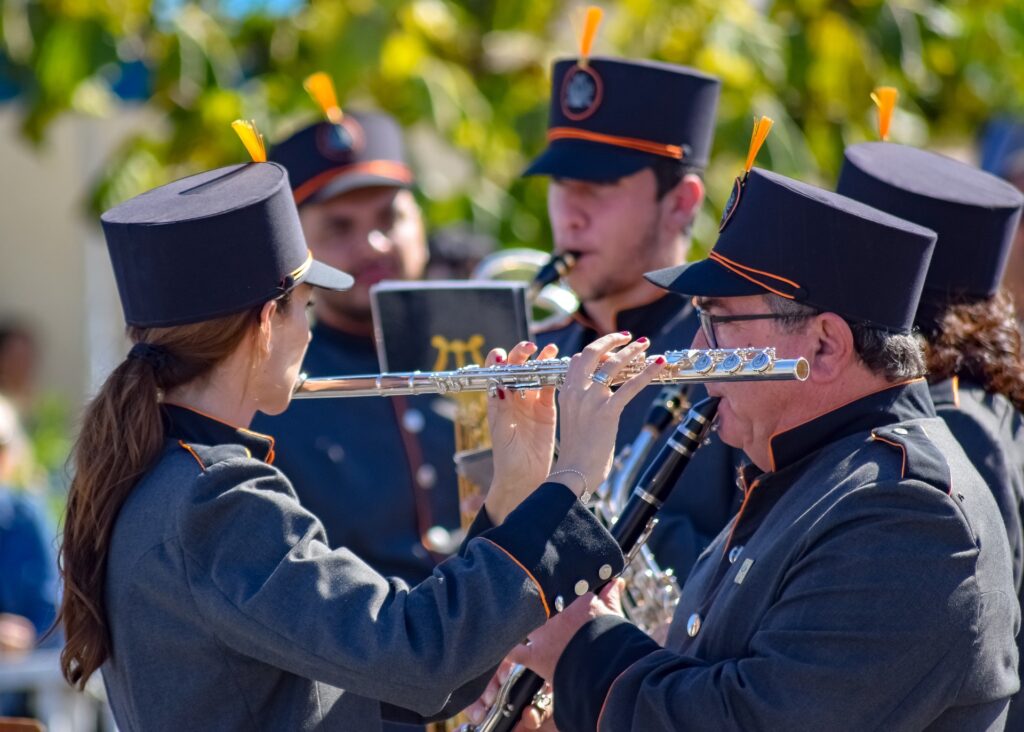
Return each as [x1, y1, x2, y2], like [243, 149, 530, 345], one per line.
[292, 347, 809, 399]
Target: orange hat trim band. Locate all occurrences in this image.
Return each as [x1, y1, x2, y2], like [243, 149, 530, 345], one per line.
[547, 127, 685, 160]
[293, 160, 414, 205]
[707, 251, 802, 300]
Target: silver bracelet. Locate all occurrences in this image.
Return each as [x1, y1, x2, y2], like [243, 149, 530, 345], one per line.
[547, 468, 591, 506]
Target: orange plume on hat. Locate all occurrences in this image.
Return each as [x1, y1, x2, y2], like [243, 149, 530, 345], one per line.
[745, 115, 774, 174]
[871, 86, 899, 142]
[578, 6, 604, 69]
[304, 71, 344, 125]
[231, 119, 267, 162]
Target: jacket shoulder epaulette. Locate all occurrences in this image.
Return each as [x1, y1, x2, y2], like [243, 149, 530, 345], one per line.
[869, 423, 951, 495]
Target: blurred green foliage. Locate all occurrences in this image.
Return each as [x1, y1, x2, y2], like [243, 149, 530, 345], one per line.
[3, 0, 1024, 254]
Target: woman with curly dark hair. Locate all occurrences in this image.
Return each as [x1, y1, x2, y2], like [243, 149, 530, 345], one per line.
[838, 140, 1024, 727]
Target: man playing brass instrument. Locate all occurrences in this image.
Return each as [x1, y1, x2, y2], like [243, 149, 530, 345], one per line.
[505, 167, 1019, 730]
[525, 14, 743, 580]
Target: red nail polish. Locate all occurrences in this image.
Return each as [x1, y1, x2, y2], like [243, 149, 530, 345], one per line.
[526, 341, 536, 349]
[637, 337, 649, 344]
[655, 356, 666, 364]
[495, 354, 504, 363]
[497, 389, 505, 400]
[620, 331, 630, 336]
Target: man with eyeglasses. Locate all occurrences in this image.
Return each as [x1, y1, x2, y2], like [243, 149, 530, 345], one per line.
[505, 167, 1019, 731]
[525, 52, 746, 581]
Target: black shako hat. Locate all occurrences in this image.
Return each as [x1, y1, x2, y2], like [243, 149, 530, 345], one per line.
[101, 161, 353, 328]
[837, 142, 1024, 320]
[645, 167, 937, 333]
[523, 56, 720, 181]
[271, 110, 413, 207]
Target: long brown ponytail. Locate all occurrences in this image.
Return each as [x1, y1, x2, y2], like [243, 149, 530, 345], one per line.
[56, 302, 273, 688]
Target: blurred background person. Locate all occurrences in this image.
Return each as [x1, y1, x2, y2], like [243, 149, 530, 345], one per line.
[0, 394, 60, 718]
[0, 322, 39, 418]
[255, 78, 464, 600]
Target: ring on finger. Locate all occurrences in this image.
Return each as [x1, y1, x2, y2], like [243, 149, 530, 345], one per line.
[590, 370, 613, 387]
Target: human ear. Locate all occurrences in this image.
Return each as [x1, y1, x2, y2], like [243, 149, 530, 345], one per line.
[257, 299, 278, 359]
[806, 312, 856, 383]
[666, 173, 705, 230]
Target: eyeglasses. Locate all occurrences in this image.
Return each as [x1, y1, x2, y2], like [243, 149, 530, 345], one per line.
[695, 306, 807, 349]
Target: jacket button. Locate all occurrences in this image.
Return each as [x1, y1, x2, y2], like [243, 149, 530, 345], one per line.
[687, 613, 702, 638]
[574, 580, 589, 596]
[416, 464, 437, 489]
[728, 545, 743, 564]
[598, 564, 613, 580]
[402, 408, 425, 433]
[554, 595, 565, 613]
[893, 427, 909, 435]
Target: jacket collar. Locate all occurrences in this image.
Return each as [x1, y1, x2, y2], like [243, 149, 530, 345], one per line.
[928, 375, 960, 409]
[162, 403, 276, 463]
[767, 378, 935, 474]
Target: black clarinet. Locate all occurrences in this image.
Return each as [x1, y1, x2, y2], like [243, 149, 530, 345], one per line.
[468, 396, 720, 732]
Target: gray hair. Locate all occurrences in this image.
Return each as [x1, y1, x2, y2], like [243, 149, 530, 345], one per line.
[766, 295, 926, 382]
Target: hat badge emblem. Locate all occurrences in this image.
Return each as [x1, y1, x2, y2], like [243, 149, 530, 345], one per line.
[720, 116, 774, 232]
[561, 65, 602, 121]
[316, 117, 366, 162]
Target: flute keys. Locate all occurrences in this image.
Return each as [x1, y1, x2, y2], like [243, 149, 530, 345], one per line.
[751, 351, 772, 372]
[574, 580, 590, 596]
[693, 354, 714, 374]
[599, 564, 614, 580]
[719, 353, 742, 373]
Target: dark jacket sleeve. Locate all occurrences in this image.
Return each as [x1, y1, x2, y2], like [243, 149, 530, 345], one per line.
[178, 456, 623, 717]
[553, 480, 1014, 732]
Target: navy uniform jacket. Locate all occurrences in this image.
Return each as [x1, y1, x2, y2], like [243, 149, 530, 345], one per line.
[552, 380, 1019, 732]
[931, 377, 1024, 731]
[537, 295, 743, 579]
[101, 405, 624, 731]
[254, 322, 460, 584]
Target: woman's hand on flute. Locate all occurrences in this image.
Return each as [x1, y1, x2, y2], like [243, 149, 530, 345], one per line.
[548, 332, 665, 501]
[485, 341, 560, 523]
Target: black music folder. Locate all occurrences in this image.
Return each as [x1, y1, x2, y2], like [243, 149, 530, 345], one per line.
[370, 281, 530, 372]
